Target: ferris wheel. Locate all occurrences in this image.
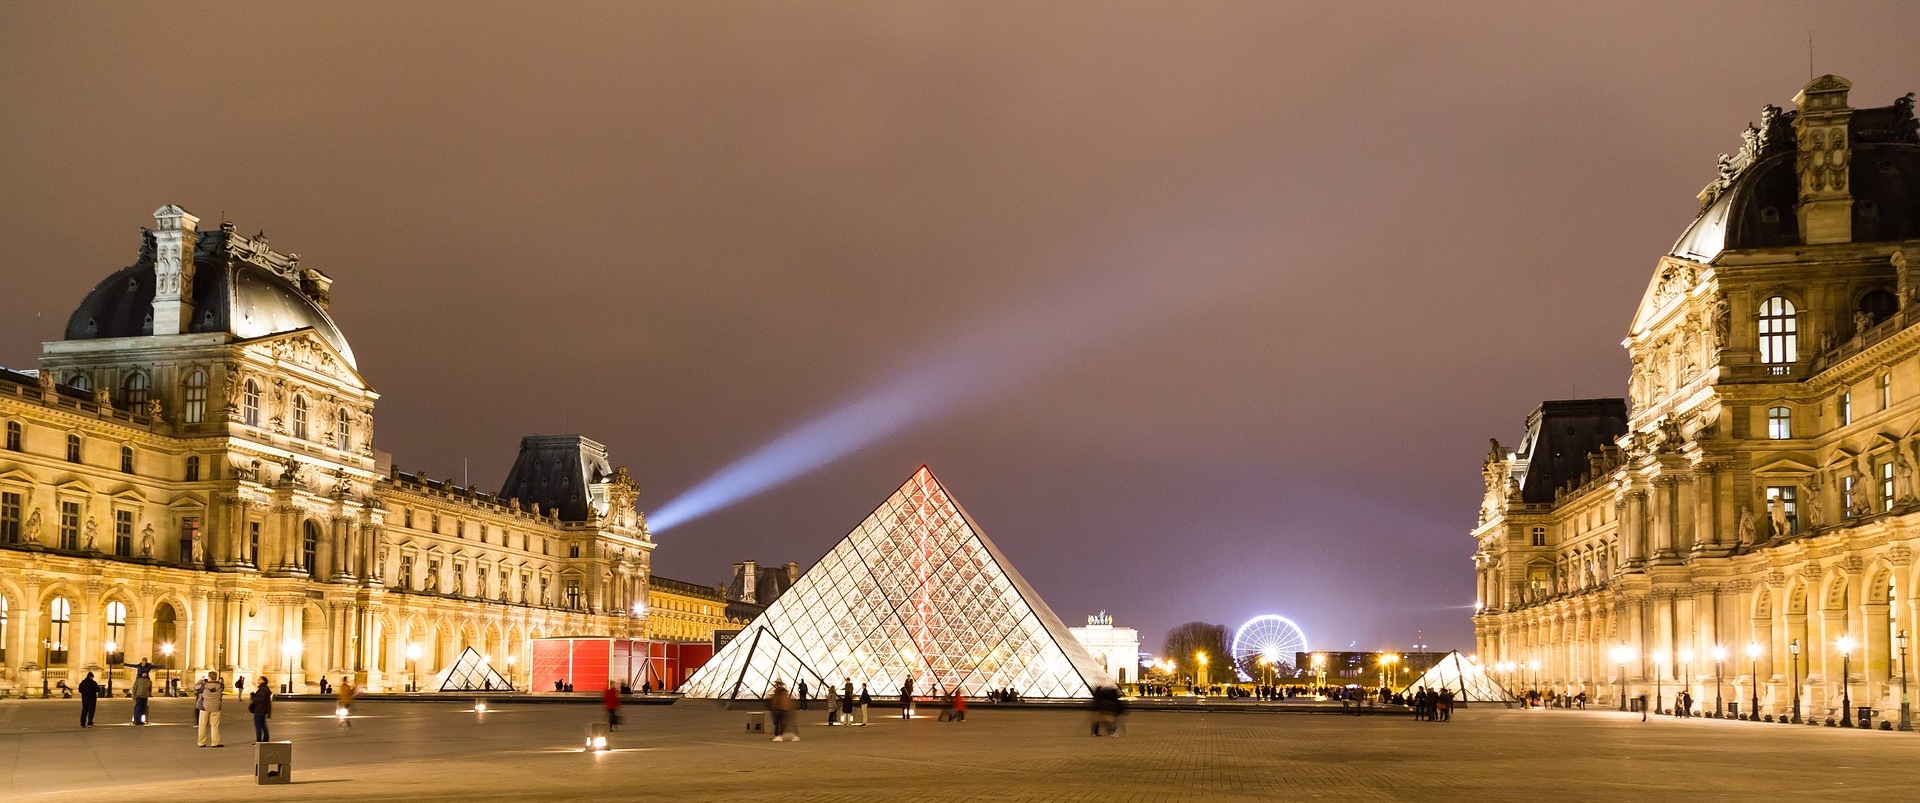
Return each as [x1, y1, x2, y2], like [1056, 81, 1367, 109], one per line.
[1231, 615, 1309, 677]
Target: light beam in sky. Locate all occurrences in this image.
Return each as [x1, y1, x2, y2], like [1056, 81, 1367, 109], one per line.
[648, 225, 1254, 532]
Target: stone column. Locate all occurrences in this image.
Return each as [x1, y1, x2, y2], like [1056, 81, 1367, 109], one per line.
[1864, 601, 1890, 706]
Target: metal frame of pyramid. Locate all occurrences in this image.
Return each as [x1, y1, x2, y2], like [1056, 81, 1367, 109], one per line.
[429, 646, 515, 692]
[1396, 650, 1515, 705]
[681, 467, 1115, 700]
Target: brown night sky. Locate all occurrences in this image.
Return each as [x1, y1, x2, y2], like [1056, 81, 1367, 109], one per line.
[3, 2, 1918, 653]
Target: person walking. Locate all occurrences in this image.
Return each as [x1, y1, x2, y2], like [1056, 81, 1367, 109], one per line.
[603, 683, 622, 731]
[858, 683, 872, 726]
[78, 671, 100, 728]
[336, 677, 356, 729]
[900, 677, 914, 719]
[841, 679, 855, 726]
[950, 690, 966, 723]
[768, 680, 797, 742]
[195, 672, 225, 747]
[249, 676, 273, 743]
[132, 671, 153, 725]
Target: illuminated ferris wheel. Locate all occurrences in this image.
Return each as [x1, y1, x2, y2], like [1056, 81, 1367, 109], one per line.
[1231, 615, 1308, 677]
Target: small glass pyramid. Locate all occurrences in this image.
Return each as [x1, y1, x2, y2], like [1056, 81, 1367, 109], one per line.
[682, 467, 1115, 700]
[430, 646, 515, 692]
[1397, 651, 1515, 704]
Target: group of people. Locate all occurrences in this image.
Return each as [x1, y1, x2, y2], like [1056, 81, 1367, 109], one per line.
[65, 663, 360, 748]
[1407, 687, 1454, 721]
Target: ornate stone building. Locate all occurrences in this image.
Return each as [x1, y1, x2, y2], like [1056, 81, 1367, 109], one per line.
[0, 206, 661, 695]
[1473, 76, 1920, 718]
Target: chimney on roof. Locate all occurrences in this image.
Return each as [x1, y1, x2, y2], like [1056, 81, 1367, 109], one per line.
[736, 561, 757, 603]
[785, 562, 798, 582]
[151, 205, 199, 335]
[299, 264, 333, 311]
[1793, 75, 1855, 244]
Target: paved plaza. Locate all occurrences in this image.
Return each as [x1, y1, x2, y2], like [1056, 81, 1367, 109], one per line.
[3, 697, 1918, 801]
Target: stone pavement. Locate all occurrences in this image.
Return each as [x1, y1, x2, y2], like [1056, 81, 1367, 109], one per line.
[3, 697, 1918, 802]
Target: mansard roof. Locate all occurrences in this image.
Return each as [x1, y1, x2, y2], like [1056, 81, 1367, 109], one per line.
[497, 434, 614, 522]
[1672, 93, 1920, 263]
[64, 224, 355, 367]
[1514, 399, 1628, 505]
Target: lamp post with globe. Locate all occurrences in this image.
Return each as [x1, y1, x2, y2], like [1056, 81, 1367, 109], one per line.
[1609, 646, 1631, 711]
[1651, 650, 1667, 714]
[406, 643, 422, 692]
[1745, 642, 1761, 720]
[1899, 629, 1912, 731]
[1837, 635, 1856, 727]
[1711, 645, 1726, 718]
[1788, 638, 1802, 723]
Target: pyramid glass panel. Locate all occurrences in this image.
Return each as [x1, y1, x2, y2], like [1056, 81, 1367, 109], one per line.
[429, 647, 515, 692]
[681, 467, 1114, 699]
[1397, 651, 1517, 705]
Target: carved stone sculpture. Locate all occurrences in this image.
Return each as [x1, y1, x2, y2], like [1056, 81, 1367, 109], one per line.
[140, 523, 154, 557]
[1899, 453, 1916, 504]
[23, 508, 41, 543]
[1737, 504, 1756, 546]
[1768, 496, 1789, 538]
[191, 527, 205, 564]
[83, 517, 98, 551]
[1806, 477, 1825, 528]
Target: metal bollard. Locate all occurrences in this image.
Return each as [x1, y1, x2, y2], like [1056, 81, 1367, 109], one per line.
[255, 741, 293, 784]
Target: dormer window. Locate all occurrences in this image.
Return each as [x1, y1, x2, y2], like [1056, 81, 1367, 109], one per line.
[1758, 296, 1797, 371]
[69, 374, 91, 392]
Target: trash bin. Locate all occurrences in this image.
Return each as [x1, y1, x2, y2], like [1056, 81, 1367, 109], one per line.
[1629, 698, 1642, 713]
[1858, 706, 1874, 726]
[747, 711, 766, 732]
[1727, 702, 1738, 718]
[255, 741, 292, 785]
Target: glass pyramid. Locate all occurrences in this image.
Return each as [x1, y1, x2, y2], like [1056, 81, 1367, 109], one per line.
[1396, 651, 1515, 705]
[430, 646, 515, 692]
[681, 467, 1116, 700]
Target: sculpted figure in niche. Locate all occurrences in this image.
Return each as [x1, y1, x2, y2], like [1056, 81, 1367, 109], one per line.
[191, 526, 205, 564]
[83, 517, 97, 551]
[1737, 504, 1756, 546]
[23, 507, 41, 543]
[1854, 310, 1875, 337]
[1767, 497, 1789, 538]
[1899, 453, 1916, 503]
[140, 523, 154, 557]
[1710, 298, 1731, 350]
[1805, 477, 1824, 528]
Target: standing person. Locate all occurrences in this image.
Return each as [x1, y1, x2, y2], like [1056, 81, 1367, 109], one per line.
[78, 671, 100, 728]
[841, 679, 855, 726]
[858, 683, 872, 726]
[797, 679, 809, 711]
[950, 690, 966, 723]
[132, 670, 153, 725]
[249, 676, 273, 743]
[823, 685, 839, 725]
[603, 683, 621, 731]
[336, 677, 356, 729]
[195, 672, 225, 747]
[900, 677, 914, 719]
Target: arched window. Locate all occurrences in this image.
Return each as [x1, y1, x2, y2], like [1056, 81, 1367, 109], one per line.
[182, 370, 207, 424]
[68, 374, 91, 392]
[185, 455, 201, 482]
[336, 408, 351, 450]
[1758, 296, 1798, 370]
[242, 380, 260, 427]
[0, 596, 8, 663]
[292, 396, 309, 440]
[1860, 289, 1898, 329]
[1767, 407, 1792, 439]
[122, 372, 148, 406]
[65, 433, 81, 463]
[302, 520, 320, 572]
[104, 600, 126, 664]
[47, 596, 71, 664]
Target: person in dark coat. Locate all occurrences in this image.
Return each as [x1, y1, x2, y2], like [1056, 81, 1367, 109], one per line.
[900, 677, 914, 718]
[78, 672, 101, 727]
[798, 679, 809, 711]
[841, 679, 855, 726]
[859, 683, 873, 725]
[249, 676, 273, 743]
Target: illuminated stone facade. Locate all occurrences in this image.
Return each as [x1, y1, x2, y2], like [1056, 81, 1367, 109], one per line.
[1474, 77, 1920, 718]
[0, 206, 656, 695]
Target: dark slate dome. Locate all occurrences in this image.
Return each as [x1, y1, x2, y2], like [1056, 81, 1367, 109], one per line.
[65, 228, 356, 368]
[1672, 98, 1920, 262]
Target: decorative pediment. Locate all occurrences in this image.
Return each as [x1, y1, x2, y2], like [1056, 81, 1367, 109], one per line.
[1751, 455, 1818, 476]
[1630, 258, 1704, 335]
[236, 328, 370, 390]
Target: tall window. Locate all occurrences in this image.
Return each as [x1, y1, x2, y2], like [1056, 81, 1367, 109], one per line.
[1882, 460, 1896, 512]
[113, 509, 133, 557]
[248, 521, 260, 565]
[427, 559, 441, 592]
[122, 372, 148, 406]
[47, 596, 70, 664]
[58, 501, 80, 550]
[241, 380, 260, 427]
[0, 596, 7, 662]
[1767, 486, 1799, 535]
[185, 456, 200, 482]
[1530, 527, 1546, 547]
[1758, 296, 1798, 371]
[292, 396, 309, 440]
[1845, 474, 1858, 517]
[336, 408, 351, 450]
[65, 433, 80, 463]
[179, 517, 200, 564]
[5, 420, 19, 451]
[1767, 407, 1792, 439]
[1883, 372, 1894, 410]
[1841, 392, 1853, 426]
[400, 554, 415, 589]
[69, 374, 90, 392]
[302, 521, 319, 572]
[104, 600, 126, 664]
[0, 491, 17, 543]
[120, 445, 134, 474]
[182, 370, 207, 424]
[565, 579, 582, 610]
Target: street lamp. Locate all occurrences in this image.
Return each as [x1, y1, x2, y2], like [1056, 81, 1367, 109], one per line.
[1745, 642, 1761, 720]
[1679, 648, 1694, 716]
[1527, 659, 1539, 695]
[1788, 638, 1802, 723]
[281, 639, 301, 694]
[1609, 645, 1631, 712]
[1651, 650, 1667, 714]
[1196, 652, 1208, 692]
[40, 638, 52, 698]
[1711, 646, 1726, 718]
[1897, 629, 1912, 731]
[105, 640, 118, 696]
[160, 642, 175, 697]
[1378, 653, 1399, 692]
[406, 643, 423, 692]
[1836, 635, 1856, 727]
